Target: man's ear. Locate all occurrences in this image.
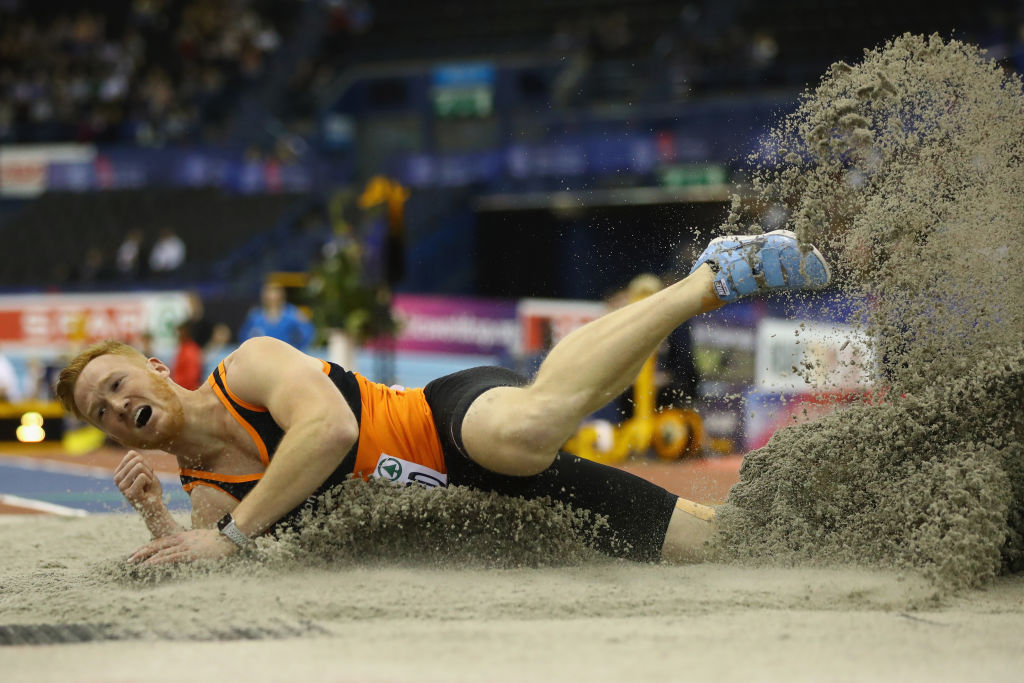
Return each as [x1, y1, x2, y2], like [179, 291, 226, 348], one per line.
[147, 357, 170, 376]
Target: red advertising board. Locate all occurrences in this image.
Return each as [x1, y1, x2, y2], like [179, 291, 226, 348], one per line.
[0, 293, 192, 351]
[517, 298, 608, 355]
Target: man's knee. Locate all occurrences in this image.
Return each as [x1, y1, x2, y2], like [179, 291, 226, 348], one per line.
[471, 415, 561, 476]
[461, 386, 564, 476]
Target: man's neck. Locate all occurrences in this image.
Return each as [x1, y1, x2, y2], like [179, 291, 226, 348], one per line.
[163, 383, 232, 467]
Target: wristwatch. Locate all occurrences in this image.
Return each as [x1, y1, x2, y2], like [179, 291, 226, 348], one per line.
[217, 513, 254, 548]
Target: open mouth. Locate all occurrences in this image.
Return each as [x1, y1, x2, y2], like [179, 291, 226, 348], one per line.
[134, 405, 153, 428]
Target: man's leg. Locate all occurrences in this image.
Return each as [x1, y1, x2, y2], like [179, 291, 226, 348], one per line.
[661, 499, 718, 562]
[462, 264, 723, 476]
[461, 230, 831, 477]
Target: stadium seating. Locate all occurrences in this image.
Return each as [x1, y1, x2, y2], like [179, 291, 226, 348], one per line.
[0, 189, 303, 290]
[0, 0, 1019, 298]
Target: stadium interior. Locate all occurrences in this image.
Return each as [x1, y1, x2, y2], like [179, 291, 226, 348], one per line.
[0, 0, 1020, 493]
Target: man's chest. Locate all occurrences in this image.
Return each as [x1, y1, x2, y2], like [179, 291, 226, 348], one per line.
[183, 410, 272, 476]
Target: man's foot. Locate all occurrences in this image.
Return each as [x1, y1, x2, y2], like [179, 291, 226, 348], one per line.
[689, 229, 831, 303]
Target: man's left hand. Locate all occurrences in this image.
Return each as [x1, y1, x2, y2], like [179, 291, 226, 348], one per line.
[128, 528, 238, 565]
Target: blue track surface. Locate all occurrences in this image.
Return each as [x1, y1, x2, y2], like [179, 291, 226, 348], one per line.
[0, 456, 190, 513]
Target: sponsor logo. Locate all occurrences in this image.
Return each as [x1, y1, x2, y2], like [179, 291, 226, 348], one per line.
[714, 280, 731, 298]
[408, 471, 445, 488]
[373, 453, 447, 489]
[376, 456, 403, 482]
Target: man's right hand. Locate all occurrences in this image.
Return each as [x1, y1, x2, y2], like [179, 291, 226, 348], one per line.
[113, 450, 164, 511]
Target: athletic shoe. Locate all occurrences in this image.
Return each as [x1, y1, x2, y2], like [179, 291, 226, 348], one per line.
[689, 229, 831, 302]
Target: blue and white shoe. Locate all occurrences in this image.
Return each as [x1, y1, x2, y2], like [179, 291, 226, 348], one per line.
[689, 229, 831, 303]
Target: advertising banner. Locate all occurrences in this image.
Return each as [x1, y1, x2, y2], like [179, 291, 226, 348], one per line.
[0, 144, 96, 197]
[744, 318, 874, 450]
[517, 298, 608, 356]
[388, 294, 518, 356]
[0, 292, 192, 352]
[754, 318, 872, 392]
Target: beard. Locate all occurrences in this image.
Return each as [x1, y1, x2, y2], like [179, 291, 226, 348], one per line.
[136, 372, 186, 450]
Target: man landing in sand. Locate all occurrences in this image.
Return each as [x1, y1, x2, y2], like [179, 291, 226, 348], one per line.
[56, 232, 830, 566]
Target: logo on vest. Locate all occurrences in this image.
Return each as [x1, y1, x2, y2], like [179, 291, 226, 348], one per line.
[372, 453, 447, 489]
[376, 456, 403, 482]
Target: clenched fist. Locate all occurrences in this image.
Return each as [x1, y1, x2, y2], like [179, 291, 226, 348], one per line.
[113, 450, 164, 511]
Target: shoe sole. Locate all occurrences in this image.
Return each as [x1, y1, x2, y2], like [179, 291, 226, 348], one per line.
[706, 229, 832, 287]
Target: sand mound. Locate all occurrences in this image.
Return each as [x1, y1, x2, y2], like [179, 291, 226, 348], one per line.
[715, 34, 1024, 589]
[91, 479, 605, 592]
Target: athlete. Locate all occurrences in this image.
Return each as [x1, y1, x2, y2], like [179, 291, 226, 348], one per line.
[56, 231, 831, 566]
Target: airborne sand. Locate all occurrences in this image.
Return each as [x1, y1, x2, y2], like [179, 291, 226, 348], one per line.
[715, 34, 1024, 590]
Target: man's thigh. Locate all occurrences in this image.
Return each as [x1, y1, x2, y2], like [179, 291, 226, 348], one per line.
[424, 367, 679, 562]
[423, 365, 530, 474]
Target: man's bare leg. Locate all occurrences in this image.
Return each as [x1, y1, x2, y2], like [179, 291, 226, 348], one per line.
[661, 499, 718, 562]
[461, 264, 722, 476]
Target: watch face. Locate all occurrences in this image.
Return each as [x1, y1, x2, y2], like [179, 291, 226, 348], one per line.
[217, 513, 233, 530]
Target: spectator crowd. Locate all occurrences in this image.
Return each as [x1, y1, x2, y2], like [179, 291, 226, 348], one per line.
[0, 0, 287, 146]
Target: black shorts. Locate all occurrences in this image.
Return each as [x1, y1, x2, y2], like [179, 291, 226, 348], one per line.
[423, 366, 679, 562]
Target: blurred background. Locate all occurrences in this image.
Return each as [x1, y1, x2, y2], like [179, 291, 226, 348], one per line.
[0, 0, 1020, 510]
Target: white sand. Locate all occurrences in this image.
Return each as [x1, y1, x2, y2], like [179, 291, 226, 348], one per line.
[1, 514, 1022, 682]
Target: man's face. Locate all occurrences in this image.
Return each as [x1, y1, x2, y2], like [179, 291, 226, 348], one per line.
[73, 354, 184, 449]
[262, 284, 285, 309]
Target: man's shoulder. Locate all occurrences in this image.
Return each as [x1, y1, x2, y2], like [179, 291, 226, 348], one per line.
[227, 337, 311, 369]
[230, 336, 278, 359]
[219, 338, 290, 400]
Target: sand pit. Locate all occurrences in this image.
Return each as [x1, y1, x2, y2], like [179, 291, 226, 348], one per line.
[2, 513, 1023, 682]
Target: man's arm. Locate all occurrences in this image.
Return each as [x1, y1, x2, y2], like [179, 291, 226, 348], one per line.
[113, 450, 184, 539]
[188, 486, 237, 529]
[225, 337, 358, 537]
[128, 337, 358, 564]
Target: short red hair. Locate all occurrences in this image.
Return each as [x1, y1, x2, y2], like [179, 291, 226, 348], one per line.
[55, 340, 146, 418]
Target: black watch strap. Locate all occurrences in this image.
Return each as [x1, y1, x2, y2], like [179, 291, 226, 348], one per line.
[216, 513, 253, 548]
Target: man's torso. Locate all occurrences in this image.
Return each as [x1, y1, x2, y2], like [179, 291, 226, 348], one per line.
[178, 357, 446, 528]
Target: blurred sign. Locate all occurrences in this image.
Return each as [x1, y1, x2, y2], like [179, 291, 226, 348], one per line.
[754, 318, 872, 391]
[658, 163, 727, 188]
[431, 63, 495, 118]
[0, 145, 336, 195]
[517, 298, 607, 355]
[0, 144, 96, 197]
[386, 294, 518, 356]
[0, 293, 192, 351]
[745, 318, 873, 451]
[743, 388, 859, 451]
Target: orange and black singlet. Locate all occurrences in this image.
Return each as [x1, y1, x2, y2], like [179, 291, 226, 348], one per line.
[179, 359, 447, 531]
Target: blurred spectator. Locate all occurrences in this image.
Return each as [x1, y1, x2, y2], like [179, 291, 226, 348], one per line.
[149, 227, 186, 273]
[24, 357, 54, 401]
[204, 321, 232, 355]
[184, 290, 213, 347]
[0, 351, 22, 402]
[116, 229, 145, 279]
[76, 246, 113, 283]
[202, 321, 234, 370]
[138, 330, 155, 358]
[1, 1, 288, 146]
[171, 321, 203, 390]
[239, 281, 314, 349]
